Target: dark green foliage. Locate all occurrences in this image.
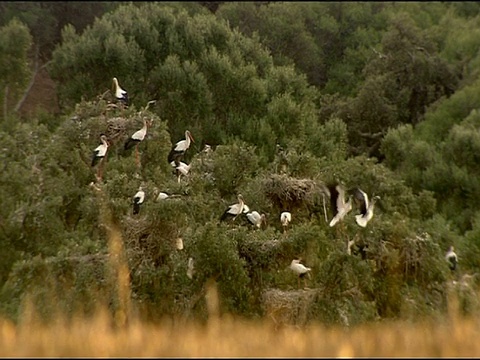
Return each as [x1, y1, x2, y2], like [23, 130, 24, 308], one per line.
[189, 222, 253, 316]
[2, 2, 480, 327]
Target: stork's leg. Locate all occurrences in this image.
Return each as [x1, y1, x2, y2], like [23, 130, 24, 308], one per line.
[135, 144, 140, 168]
[322, 196, 328, 223]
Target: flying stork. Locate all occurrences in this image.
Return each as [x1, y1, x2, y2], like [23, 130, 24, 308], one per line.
[132, 188, 145, 215]
[280, 211, 292, 233]
[445, 245, 458, 271]
[328, 184, 353, 227]
[289, 258, 311, 288]
[112, 77, 128, 108]
[168, 130, 195, 166]
[220, 194, 247, 222]
[124, 118, 151, 167]
[91, 134, 109, 180]
[351, 188, 380, 228]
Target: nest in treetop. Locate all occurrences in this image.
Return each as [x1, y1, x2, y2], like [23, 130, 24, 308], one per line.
[262, 174, 329, 210]
[105, 116, 129, 144]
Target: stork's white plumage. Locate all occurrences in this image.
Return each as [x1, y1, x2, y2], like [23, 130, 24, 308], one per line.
[155, 190, 182, 201]
[329, 184, 352, 227]
[446, 246, 458, 271]
[289, 258, 311, 288]
[352, 188, 380, 228]
[168, 130, 195, 166]
[280, 211, 292, 233]
[246, 211, 266, 229]
[176, 161, 191, 183]
[133, 188, 145, 215]
[157, 192, 169, 201]
[91, 134, 109, 167]
[125, 118, 149, 150]
[112, 77, 128, 106]
[220, 194, 246, 221]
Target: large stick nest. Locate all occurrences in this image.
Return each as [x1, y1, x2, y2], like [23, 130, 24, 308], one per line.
[262, 174, 330, 210]
[262, 287, 321, 327]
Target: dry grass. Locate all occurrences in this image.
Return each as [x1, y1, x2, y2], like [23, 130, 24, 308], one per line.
[0, 296, 479, 357]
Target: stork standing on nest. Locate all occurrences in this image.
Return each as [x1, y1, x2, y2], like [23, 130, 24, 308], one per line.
[168, 130, 195, 167]
[124, 118, 150, 167]
[351, 188, 380, 228]
[220, 194, 247, 222]
[112, 77, 128, 110]
[91, 134, 109, 181]
[280, 211, 292, 233]
[132, 188, 145, 215]
[289, 258, 311, 288]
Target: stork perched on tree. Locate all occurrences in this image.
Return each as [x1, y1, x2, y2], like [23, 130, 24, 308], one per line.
[446, 246, 458, 271]
[124, 118, 151, 167]
[280, 211, 292, 233]
[91, 134, 109, 181]
[351, 188, 380, 228]
[112, 77, 128, 109]
[132, 188, 145, 215]
[175, 161, 191, 183]
[289, 258, 311, 288]
[220, 194, 247, 222]
[168, 130, 195, 167]
[246, 211, 267, 229]
[329, 184, 353, 227]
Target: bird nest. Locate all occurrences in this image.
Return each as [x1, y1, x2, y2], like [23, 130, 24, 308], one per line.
[262, 174, 329, 210]
[262, 287, 320, 327]
[105, 116, 129, 144]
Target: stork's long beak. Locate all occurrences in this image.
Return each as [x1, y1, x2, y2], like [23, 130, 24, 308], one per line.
[189, 132, 195, 143]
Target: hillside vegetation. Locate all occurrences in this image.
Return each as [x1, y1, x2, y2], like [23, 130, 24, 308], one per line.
[1, 2, 480, 328]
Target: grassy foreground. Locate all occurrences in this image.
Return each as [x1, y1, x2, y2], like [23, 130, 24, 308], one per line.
[0, 295, 479, 357]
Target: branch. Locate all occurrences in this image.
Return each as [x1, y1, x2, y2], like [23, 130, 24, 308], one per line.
[3, 85, 7, 120]
[14, 46, 41, 113]
[358, 131, 384, 139]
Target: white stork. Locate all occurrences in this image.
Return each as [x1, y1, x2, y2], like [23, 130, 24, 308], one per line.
[280, 211, 292, 233]
[168, 130, 195, 166]
[175, 161, 191, 183]
[351, 188, 380, 228]
[329, 184, 353, 227]
[246, 211, 267, 229]
[91, 134, 109, 167]
[289, 258, 311, 288]
[91, 134, 109, 180]
[445, 246, 458, 271]
[112, 77, 128, 107]
[132, 188, 145, 215]
[220, 194, 247, 222]
[125, 118, 150, 167]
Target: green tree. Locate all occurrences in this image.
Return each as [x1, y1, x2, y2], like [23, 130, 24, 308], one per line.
[0, 18, 33, 121]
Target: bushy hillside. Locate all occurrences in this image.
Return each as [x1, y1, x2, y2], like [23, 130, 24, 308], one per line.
[1, 2, 480, 327]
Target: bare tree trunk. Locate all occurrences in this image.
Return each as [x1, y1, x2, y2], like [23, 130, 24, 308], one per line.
[14, 46, 52, 114]
[14, 46, 39, 114]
